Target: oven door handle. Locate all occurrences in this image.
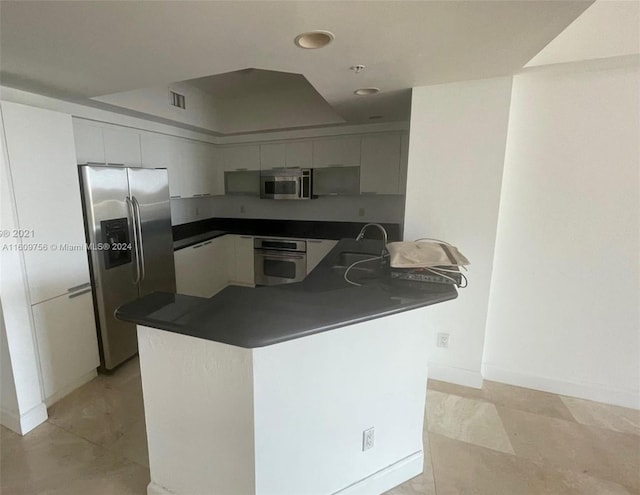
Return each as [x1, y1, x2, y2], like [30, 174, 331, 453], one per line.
[255, 252, 305, 260]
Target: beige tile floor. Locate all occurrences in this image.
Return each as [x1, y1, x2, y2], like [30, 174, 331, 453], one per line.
[1, 358, 638, 494]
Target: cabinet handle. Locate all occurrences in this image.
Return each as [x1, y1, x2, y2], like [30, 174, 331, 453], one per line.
[193, 194, 203, 197]
[193, 244, 204, 249]
[86, 162, 107, 166]
[235, 168, 248, 171]
[202, 193, 212, 196]
[203, 241, 213, 245]
[170, 195, 181, 199]
[68, 287, 92, 299]
[67, 282, 91, 293]
[307, 239, 322, 243]
[107, 162, 125, 167]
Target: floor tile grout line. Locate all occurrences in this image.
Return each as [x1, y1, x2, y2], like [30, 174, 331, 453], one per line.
[45, 419, 150, 470]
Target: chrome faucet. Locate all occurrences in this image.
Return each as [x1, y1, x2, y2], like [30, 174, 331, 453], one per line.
[355, 223, 389, 259]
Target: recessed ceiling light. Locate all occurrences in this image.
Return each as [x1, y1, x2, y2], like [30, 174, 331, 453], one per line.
[294, 31, 335, 49]
[354, 88, 380, 96]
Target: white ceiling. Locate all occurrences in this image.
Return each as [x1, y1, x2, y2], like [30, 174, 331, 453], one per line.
[526, 0, 640, 67]
[0, 1, 592, 132]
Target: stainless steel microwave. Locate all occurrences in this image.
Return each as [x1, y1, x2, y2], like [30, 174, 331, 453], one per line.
[260, 168, 312, 200]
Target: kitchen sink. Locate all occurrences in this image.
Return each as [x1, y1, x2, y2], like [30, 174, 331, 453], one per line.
[333, 251, 382, 268]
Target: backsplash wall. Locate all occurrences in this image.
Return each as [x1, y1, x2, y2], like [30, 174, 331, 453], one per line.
[170, 195, 405, 226]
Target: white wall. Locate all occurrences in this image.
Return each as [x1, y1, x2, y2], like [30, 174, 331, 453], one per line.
[403, 77, 513, 387]
[482, 62, 640, 409]
[171, 194, 405, 226]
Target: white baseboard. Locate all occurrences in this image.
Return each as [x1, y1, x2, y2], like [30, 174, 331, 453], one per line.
[333, 451, 424, 495]
[428, 364, 484, 389]
[482, 364, 640, 410]
[147, 453, 423, 495]
[0, 401, 47, 435]
[44, 369, 97, 407]
[147, 482, 177, 495]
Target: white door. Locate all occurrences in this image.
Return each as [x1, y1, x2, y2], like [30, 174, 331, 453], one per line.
[1, 102, 91, 304]
[32, 290, 100, 401]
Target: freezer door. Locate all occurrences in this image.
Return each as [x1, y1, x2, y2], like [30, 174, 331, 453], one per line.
[127, 167, 176, 296]
[79, 165, 139, 370]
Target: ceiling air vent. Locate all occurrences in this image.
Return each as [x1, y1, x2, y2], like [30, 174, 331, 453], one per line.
[169, 90, 186, 109]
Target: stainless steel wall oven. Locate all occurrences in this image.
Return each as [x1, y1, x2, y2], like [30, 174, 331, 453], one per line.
[254, 238, 307, 286]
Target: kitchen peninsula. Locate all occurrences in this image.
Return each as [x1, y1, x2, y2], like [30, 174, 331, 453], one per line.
[117, 238, 458, 495]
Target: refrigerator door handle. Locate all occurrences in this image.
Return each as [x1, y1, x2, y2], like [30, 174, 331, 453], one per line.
[125, 196, 142, 284]
[132, 196, 146, 282]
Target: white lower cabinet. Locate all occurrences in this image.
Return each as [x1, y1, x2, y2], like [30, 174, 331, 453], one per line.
[229, 235, 255, 286]
[31, 289, 100, 403]
[306, 239, 338, 274]
[175, 236, 232, 298]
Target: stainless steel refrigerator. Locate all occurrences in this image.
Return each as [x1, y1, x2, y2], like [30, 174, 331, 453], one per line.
[79, 165, 176, 370]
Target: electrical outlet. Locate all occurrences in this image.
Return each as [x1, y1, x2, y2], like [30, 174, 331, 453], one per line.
[437, 332, 450, 348]
[358, 207, 365, 217]
[362, 427, 375, 451]
[240, 204, 246, 214]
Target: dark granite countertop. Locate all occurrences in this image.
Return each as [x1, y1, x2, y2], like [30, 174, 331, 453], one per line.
[117, 238, 457, 348]
[173, 230, 228, 250]
[172, 218, 402, 251]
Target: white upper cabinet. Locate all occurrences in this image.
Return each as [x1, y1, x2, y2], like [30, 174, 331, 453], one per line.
[260, 143, 286, 169]
[180, 140, 223, 197]
[360, 134, 402, 195]
[103, 125, 142, 167]
[312, 136, 361, 168]
[1, 102, 90, 304]
[221, 145, 260, 171]
[285, 141, 313, 168]
[72, 119, 105, 164]
[140, 132, 184, 198]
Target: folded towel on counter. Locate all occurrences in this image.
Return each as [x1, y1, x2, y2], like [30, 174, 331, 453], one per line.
[386, 240, 470, 268]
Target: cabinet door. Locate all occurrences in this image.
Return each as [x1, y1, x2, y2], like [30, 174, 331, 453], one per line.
[1, 102, 91, 304]
[312, 136, 361, 168]
[181, 141, 222, 197]
[285, 141, 313, 168]
[306, 239, 338, 274]
[208, 236, 233, 294]
[72, 119, 105, 164]
[140, 132, 183, 198]
[360, 134, 401, 195]
[232, 235, 255, 286]
[175, 242, 209, 297]
[103, 126, 142, 167]
[32, 290, 100, 401]
[260, 143, 286, 169]
[221, 145, 260, 171]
